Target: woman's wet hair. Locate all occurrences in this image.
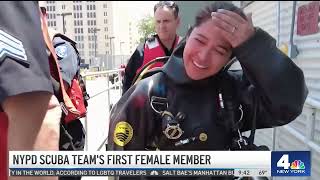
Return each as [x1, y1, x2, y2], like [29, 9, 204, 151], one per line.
[186, 2, 246, 37]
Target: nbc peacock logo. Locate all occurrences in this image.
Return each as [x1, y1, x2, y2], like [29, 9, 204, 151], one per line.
[290, 160, 305, 170]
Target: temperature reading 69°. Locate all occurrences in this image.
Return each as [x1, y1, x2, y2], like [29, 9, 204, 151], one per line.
[259, 170, 268, 176]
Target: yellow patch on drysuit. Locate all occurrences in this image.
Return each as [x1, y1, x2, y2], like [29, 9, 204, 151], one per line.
[113, 121, 133, 147]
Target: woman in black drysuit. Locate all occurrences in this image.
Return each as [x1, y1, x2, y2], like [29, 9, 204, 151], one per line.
[108, 2, 308, 180]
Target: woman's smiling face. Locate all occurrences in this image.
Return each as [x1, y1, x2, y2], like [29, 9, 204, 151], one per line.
[183, 19, 232, 80]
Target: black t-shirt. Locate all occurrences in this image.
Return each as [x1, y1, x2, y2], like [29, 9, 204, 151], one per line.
[0, 1, 53, 105]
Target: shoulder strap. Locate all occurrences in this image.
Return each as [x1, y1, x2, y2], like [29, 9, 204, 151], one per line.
[219, 59, 257, 148]
[131, 56, 169, 87]
[40, 8, 78, 115]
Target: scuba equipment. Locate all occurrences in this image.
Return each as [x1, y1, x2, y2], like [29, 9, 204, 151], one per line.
[161, 111, 184, 140]
[218, 58, 270, 151]
[131, 56, 170, 87]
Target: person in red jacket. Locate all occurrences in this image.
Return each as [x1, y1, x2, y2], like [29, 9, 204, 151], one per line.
[122, 1, 182, 94]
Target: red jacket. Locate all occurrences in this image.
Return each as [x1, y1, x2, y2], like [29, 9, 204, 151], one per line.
[0, 112, 8, 180]
[136, 35, 181, 75]
[122, 34, 182, 94]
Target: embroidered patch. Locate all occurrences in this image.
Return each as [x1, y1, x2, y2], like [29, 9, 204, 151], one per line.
[55, 45, 68, 59]
[113, 121, 133, 147]
[0, 30, 27, 63]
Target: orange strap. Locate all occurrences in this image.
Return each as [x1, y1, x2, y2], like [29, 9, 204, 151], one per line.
[39, 9, 78, 115]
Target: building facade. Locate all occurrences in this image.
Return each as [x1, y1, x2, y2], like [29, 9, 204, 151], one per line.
[40, 1, 114, 64]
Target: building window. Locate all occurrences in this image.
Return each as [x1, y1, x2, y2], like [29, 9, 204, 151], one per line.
[103, 4, 107, 8]
[62, 5, 65, 10]
[104, 19, 108, 24]
[104, 12, 107, 16]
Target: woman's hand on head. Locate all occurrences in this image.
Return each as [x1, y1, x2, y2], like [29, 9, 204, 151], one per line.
[211, 9, 255, 48]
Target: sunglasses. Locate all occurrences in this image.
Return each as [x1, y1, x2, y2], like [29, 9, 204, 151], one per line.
[154, 1, 179, 16]
[160, 1, 176, 7]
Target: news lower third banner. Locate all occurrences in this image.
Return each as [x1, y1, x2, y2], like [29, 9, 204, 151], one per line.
[9, 151, 310, 177]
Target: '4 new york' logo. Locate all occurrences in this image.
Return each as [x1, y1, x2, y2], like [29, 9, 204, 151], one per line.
[271, 151, 310, 176]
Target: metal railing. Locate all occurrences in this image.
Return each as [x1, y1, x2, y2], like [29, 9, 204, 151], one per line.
[82, 68, 124, 151]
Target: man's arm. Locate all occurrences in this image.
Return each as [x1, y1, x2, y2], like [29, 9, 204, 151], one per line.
[3, 93, 61, 151]
[0, 2, 61, 180]
[122, 43, 145, 94]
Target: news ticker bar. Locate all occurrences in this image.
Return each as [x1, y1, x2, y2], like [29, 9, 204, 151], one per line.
[9, 151, 311, 176]
[10, 168, 270, 177]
